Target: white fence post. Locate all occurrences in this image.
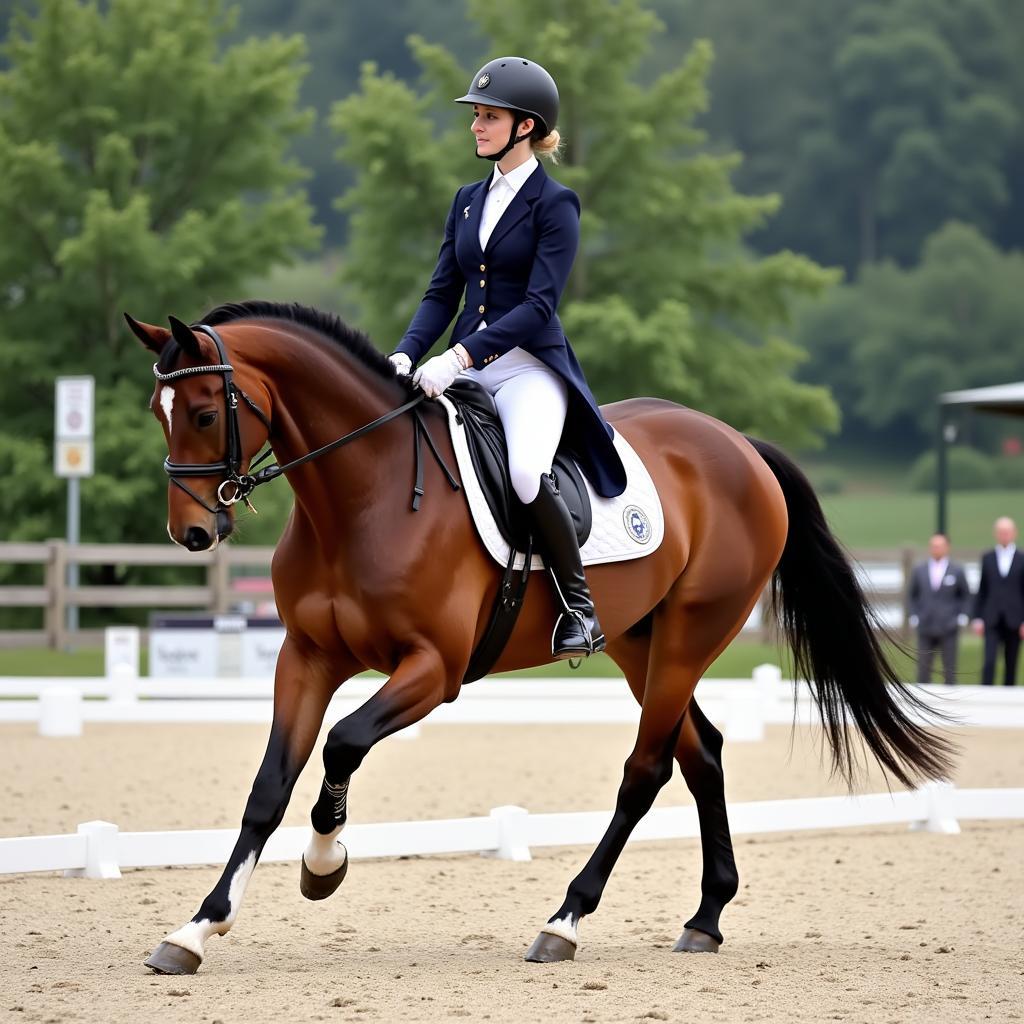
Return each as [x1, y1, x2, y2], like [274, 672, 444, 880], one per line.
[38, 686, 83, 737]
[488, 805, 531, 861]
[909, 781, 961, 835]
[65, 821, 121, 879]
[723, 664, 779, 743]
[752, 662, 783, 694]
[105, 626, 140, 704]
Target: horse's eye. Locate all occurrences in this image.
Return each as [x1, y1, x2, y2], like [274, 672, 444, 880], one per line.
[198, 410, 218, 428]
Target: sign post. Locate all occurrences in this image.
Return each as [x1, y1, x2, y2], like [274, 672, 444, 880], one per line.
[55, 377, 94, 644]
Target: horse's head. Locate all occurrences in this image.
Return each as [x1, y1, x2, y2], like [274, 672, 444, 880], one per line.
[125, 313, 271, 551]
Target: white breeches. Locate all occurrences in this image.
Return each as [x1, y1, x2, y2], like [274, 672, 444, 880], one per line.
[461, 347, 568, 504]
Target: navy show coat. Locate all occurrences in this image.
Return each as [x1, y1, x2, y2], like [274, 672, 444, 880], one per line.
[395, 162, 626, 498]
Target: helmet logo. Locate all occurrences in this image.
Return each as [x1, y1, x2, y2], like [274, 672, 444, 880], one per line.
[477, 73, 490, 88]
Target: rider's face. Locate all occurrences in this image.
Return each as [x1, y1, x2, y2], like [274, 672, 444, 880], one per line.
[472, 105, 531, 159]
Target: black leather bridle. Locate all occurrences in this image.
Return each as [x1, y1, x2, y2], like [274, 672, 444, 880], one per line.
[153, 323, 458, 518]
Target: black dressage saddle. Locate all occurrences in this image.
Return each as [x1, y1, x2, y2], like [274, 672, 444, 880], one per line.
[442, 378, 594, 684]
[444, 377, 592, 552]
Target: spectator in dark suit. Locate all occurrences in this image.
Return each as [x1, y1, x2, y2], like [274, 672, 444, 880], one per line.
[907, 533, 971, 685]
[971, 517, 1024, 685]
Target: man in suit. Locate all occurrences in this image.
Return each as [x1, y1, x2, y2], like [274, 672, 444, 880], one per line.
[971, 516, 1024, 685]
[907, 533, 971, 685]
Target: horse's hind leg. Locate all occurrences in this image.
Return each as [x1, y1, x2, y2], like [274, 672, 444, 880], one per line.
[524, 605, 694, 963]
[672, 699, 738, 952]
[607, 638, 738, 953]
[525, 583, 758, 963]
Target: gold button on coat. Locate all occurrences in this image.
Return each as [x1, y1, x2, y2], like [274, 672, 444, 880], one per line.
[480, 264, 486, 272]
[479, 279, 486, 288]
[478, 305, 485, 313]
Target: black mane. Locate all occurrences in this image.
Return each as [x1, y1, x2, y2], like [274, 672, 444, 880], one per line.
[196, 300, 404, 384]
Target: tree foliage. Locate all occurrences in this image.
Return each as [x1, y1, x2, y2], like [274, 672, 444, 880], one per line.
[681, 0, 1019, 273]
[796, 222, 1024, 447]
[333, 0, 839, 447]
[0, 0, 319, 544]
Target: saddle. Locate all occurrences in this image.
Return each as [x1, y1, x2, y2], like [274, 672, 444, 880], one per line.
[443, 378, 592, 684]
[445, 378, 592, 551]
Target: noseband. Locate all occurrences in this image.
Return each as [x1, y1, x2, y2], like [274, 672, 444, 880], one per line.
[153, 323, 458, 518]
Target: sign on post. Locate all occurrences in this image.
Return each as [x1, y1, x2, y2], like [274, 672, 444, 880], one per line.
[54, 376, 95, 477]
[55, 376, 94, 643]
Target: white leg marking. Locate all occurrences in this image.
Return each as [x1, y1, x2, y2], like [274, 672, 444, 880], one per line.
[540, 913, 579, 945]
[159, 385, 175, 435]
[161, 852, 257, 960]
[304, 826, 347, 876]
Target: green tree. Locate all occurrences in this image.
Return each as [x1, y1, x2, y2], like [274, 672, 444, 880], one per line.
[332, 0, 839, 447]
[234, 0, 484, 243]
[0, 0, 320, 548]
[796, 222, 1024, 449]
[678, 0, 1018, 272]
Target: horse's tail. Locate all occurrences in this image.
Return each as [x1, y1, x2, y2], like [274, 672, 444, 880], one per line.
[746, 436, 957, 788]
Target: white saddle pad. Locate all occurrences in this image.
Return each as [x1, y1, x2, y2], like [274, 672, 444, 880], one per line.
[437, 395, 664, 570]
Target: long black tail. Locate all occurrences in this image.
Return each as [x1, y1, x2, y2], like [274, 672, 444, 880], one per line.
[747, 437, 957, 788]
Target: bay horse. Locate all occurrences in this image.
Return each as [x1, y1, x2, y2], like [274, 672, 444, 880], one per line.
[126, 301, 953, 975]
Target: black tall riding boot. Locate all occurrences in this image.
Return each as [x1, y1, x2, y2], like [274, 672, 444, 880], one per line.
[526, 472, 605, 659]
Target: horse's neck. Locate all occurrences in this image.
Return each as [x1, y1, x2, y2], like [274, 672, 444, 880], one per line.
[247, 328, 404, 537]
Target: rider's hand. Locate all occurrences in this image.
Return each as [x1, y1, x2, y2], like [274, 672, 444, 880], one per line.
[388, 353, 413, 376]
[413, 347, 464, 398]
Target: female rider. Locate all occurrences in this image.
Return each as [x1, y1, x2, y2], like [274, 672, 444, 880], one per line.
[389, 57, 626, 660]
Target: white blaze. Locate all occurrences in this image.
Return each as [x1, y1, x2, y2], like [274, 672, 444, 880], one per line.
[159, 385, 175, 435]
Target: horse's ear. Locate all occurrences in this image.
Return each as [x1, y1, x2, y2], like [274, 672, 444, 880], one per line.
[168, 315, 204, 360]
[124, 312, 171, 354]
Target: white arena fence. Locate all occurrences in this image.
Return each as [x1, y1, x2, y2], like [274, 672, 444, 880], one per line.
[2, 783, 1022, 880]
[3, 666, 1024, 738]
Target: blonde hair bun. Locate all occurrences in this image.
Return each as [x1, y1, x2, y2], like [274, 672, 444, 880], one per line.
[533, 128, 562, 163]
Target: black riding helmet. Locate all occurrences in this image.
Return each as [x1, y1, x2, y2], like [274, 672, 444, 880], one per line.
[454, 57, 559, 162]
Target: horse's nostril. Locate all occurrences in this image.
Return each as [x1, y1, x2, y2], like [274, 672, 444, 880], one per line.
[183, 526, 211, 552]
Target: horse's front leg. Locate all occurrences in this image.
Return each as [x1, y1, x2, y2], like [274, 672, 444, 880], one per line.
[146, 637, 356, 975]
[301, 646, 451, 898]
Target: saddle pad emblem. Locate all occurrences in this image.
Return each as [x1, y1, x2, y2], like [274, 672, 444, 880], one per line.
[624, 505, 653, 544]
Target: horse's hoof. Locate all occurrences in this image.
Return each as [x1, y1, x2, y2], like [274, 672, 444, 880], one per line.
[300, 851, 348, 901]
[525, 931, 577, 963]
[672, 928, 721, 953]
[145, 942, 202, 975]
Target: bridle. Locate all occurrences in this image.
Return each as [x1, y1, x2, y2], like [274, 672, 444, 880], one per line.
[154, 323, 459, 519]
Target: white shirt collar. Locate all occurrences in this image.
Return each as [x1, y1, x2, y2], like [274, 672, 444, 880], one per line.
[489, 155, 539, 194]
[997, 544, 1016, 555]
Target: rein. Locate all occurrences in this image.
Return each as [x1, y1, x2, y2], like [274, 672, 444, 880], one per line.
[154, 323, 459, 516]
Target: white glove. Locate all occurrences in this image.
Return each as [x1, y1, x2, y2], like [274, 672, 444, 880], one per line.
[413, 347, 463, 398]
[388, 353, 412, 376]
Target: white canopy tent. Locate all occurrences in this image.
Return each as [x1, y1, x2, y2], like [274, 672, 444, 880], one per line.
[936, 381, 1024, 532]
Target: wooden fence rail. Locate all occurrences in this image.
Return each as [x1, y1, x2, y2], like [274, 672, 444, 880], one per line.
[0, 541, 965, 650]
[0, 540, 272, 649]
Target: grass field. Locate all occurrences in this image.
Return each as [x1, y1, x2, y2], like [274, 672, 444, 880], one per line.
[820, 488, 1024, 549]
[0, 635, 1002, 685]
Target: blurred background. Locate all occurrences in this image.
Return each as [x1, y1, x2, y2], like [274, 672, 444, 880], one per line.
[2, 0, 1023, 679]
